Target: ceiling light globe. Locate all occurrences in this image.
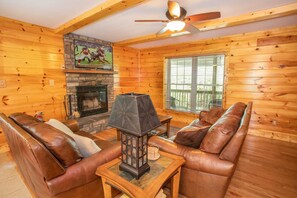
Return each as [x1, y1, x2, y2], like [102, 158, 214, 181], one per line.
[167, 21, 185, 31]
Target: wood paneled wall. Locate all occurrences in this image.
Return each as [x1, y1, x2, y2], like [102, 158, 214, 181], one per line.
[138, 26, 297, 143]
[1, 15, 296, 143]
[0, 17, 66, 120]
[113, 46, 140, 95]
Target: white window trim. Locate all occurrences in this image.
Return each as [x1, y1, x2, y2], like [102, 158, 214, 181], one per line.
[164, 54, 226, 113]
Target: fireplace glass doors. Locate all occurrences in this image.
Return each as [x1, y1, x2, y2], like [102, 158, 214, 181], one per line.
[77, 85, 108, 117]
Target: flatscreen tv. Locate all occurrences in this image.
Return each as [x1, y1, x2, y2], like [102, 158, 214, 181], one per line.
[74, 40, 113, 70]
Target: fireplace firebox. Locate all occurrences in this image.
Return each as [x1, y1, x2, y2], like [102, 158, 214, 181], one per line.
[76, 85, 108, 117]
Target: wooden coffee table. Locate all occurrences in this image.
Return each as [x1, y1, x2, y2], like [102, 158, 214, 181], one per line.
[96, 151, 185, 198]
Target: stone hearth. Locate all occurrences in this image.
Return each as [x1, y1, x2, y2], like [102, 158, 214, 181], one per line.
[76, 112, 110, 133]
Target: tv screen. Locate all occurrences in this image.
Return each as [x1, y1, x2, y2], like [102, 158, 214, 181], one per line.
[74, 40, 113, 70]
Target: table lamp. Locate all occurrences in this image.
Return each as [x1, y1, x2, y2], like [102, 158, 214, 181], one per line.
[108, 93, 161, 179]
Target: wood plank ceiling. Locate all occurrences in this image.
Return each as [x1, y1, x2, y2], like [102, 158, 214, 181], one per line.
[51, 0, 297, 46]
[115, 2, 297, 46]
[55, 0, 149, 35]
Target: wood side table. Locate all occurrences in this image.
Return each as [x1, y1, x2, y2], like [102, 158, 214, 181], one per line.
[116, 115, 173, 140]
[96, 151, 185, 198]
[157, 115, 173, 137]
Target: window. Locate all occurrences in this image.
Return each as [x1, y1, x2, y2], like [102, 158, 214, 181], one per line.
[166, 55, 225, 113]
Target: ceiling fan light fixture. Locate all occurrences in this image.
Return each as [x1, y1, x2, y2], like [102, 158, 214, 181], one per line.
[166, 20, 185, 31]
[171, 31, 190, 37]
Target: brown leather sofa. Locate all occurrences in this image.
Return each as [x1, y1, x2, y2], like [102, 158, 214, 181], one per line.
[149, 102, 252, 198]
[0, 112, 121, 198]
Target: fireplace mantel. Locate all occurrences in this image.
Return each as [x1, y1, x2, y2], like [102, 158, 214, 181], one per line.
[64, 69, 116, 74]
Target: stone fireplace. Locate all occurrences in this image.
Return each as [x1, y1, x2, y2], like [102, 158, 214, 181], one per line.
[64, 33, 114, 133]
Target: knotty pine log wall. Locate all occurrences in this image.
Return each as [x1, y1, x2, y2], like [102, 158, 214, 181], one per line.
[0, 17, 66, 120]
[113, 46, 140, 96]
[139, 26, 297, 143]
[0, 15, 296, 143]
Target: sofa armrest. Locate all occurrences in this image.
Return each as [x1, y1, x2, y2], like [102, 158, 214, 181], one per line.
[47, 142, 121, 195]
[149, 136, 194, 156]
[149, 136, 234, 176]
[62, 119, 80, 133]
[184, 149, 235, 176]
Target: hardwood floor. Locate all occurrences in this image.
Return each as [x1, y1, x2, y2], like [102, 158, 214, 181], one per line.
[0, 134, 31, 198]
[0, 131, 296, 198]
[226, 135, 297, 198]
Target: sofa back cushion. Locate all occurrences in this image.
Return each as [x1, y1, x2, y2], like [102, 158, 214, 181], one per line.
[10, 113, 83, 167]
[199, 107, 225, 124]
[219, 102, 253, 162]
[189, 119, 211, 128]
[23, 122, 82, 167]
[174, 125, 210, 148]
[200, 102, 247, 154]
[9, 112, 40, 127]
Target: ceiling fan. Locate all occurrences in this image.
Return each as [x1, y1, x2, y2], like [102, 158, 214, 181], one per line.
[135, 1, 221, 35]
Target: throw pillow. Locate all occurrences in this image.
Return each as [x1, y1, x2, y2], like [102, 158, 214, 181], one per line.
[46, 119, 101, 157]
[46, 119, 74, 136]
[174, 125, 210, 148]
[69, 134, 101, 157]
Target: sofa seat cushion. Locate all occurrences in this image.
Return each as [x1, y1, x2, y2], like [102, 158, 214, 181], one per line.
[75, 130, 98, 141]
[174, 125, 210, 148]
[24, 122, 82, 167]
[94, 139, 115, 150]
[200, 102, 246, 154]
[46, 119, 101, 158]
[149, 136, 235, 176]
[74, 130, 114, 150]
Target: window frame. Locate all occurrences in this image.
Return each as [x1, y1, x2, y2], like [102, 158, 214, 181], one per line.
[164, 53, 227, 114]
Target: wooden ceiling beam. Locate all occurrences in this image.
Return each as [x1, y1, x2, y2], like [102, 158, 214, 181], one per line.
[114, 32, 174, 46]
[54, 0, 148, 35]
[195, 2, 297, 31]
[114, 2, 297, 46]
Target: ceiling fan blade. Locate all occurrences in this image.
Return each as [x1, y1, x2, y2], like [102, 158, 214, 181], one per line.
[157, 26, 169, 35]
[135, 20, 168, 22]
[185, 12, 221, 23]
[168, 1, 180, 18]
[184, 23, 199, 34]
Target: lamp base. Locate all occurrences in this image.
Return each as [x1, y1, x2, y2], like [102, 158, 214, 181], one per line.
[119, 162, 150, 179]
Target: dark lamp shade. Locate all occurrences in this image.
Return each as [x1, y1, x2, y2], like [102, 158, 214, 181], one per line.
[108, 93, 161, 136]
